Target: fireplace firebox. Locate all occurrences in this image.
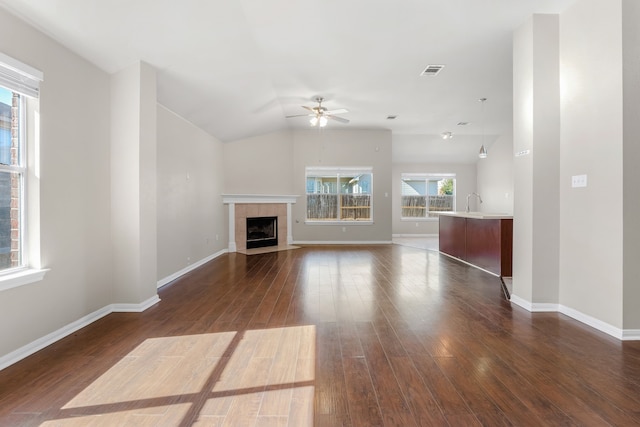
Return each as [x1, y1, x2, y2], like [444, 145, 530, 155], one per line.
[246, 216, 278, 249]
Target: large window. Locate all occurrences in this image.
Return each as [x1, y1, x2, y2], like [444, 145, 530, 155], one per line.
[0, 87, 23, 270]
[0, 52, 42, 282]
[306, 167, 373, 222]
[401, 173, 456, 218]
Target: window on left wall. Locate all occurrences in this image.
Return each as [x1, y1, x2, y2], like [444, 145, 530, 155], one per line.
[0, 87, 23, 270]
[0, 52, 45, 290]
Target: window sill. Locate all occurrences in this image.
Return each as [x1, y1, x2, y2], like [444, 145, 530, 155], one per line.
[0, 268, 49, 292]
[305, 220, 374, 226]
[401, 217, 439, 222]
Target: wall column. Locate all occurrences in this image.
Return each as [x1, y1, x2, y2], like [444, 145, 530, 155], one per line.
[511, 15, 561, 309]
[110, 61, 158, 307]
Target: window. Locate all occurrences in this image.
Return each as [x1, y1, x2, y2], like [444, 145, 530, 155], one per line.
[401, 173, 456, 218]
[306, 167, 373, 222]
[0, 87, 22, 269]
[0, 52, 44, 288]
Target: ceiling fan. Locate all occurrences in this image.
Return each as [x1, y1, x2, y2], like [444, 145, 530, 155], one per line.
[286, 97, 349, 127]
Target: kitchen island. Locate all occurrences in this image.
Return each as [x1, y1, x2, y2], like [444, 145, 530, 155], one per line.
[438, 212, 513, 277]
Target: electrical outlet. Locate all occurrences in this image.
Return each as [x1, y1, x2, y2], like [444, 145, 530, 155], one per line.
[572, 174, 587, 188]
[342, 227, 346, 232]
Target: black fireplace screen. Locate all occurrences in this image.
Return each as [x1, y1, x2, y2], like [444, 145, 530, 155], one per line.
[246, 216, 278, 249]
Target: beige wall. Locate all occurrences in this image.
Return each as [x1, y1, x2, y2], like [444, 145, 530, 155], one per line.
[559, 0, 624, 328]
[512, 14, 561, 306]
[157, 105, 226, 282]
[392, 162, 477, 235]
[291, 129, 393, 243]
[223, 130, 294, 195]
[224, 128, 393, 243]
[622, 0, 640, 330]
[0, 8, 113, 358]
[476, 133, 514, 215]
[110, 62, 158, 304]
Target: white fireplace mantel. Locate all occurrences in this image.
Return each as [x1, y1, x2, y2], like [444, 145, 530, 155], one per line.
[222, 194, 299, 204]
[222, 194, 299, 252]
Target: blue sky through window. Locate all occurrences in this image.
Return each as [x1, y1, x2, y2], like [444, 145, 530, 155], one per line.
[0, 87, 12, 165]
[0, 87, 11, 106]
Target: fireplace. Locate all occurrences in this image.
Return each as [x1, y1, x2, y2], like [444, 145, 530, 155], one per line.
[222, 194, 298, 252]
[246, 216, 278, 249]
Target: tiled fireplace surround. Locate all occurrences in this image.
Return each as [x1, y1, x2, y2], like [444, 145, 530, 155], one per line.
[222, 195, 298, 252]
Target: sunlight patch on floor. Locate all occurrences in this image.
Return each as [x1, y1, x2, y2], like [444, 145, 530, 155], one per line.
[42, 326, 316, 426]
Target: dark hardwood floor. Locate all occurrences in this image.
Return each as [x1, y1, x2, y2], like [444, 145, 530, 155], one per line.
[1, 245, 640, 426]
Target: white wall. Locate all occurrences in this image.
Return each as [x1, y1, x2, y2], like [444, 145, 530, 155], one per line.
[157, 105, 226, 282]
[559, 0, 624, 328]
[392, 162, 477, 235]
[476, 133, 514, 215]
[0, 8, 113, 357]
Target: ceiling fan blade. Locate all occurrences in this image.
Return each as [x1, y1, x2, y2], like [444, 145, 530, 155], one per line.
[286, 114, 313, 118]
[301, 105, 315, 112]
[324, 108, 348, 115]
[327, 115, 349, 124]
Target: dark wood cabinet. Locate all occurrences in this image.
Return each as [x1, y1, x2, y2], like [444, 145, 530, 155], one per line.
[439, 214, 513, 277]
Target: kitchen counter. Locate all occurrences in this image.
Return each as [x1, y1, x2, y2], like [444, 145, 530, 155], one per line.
[439, 212, 513, 277]
[438, 211, 513, 220]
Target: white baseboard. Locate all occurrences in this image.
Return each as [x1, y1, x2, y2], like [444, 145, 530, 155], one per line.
[621, 329, 640, 341]
[157, 249, 227, 289]
[112, 295, 161, 312]
[0, 305, 111, 371]
[509, 294, 638, 341]
[1, 250, 230, 371]
[558, 304, 624, 340]
[392, 234, 438, 238]
[0, 293, 163, 371]
[293, 240, 392, 245]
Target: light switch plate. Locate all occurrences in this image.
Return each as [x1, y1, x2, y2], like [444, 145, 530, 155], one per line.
[572, 174, 587, 188]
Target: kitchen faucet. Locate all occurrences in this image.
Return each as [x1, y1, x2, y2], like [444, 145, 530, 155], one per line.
[466, 193, 483, 212]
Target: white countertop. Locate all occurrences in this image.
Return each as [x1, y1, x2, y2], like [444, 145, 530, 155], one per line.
[439, 212, 513, 220]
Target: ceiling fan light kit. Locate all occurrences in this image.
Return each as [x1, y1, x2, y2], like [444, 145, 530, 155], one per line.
[286, 96, 350, 128]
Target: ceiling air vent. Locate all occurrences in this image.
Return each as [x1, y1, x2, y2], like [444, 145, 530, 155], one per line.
[420, 64, 445, 76]
[386, 115, 398, 120]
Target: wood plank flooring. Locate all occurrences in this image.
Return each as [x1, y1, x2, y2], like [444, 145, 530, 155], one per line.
[1, 245, 640, 426]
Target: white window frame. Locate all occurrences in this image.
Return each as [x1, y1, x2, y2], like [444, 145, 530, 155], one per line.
[305, 166, 374, 225]
[401, 173, 456, 221]
[0, 52, 47, 291]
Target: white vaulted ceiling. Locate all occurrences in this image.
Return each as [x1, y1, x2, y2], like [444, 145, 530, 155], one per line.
[0, 0, 576, 163]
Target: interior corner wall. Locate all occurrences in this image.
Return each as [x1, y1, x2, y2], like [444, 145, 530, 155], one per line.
[392, 162, 477, 235]
[622, 0, 640, 330]
[512, 14, 561, 305]
[559, 0, 624, 328]
[476, 133, 514, 215]
[0, 8, 113, 358]
[291, 129, 393, 243]
[156, 105, 226, 282]
[110, 61, 158, 304]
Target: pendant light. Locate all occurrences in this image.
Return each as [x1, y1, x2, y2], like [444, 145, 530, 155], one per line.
[478, 98, 488, 159]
